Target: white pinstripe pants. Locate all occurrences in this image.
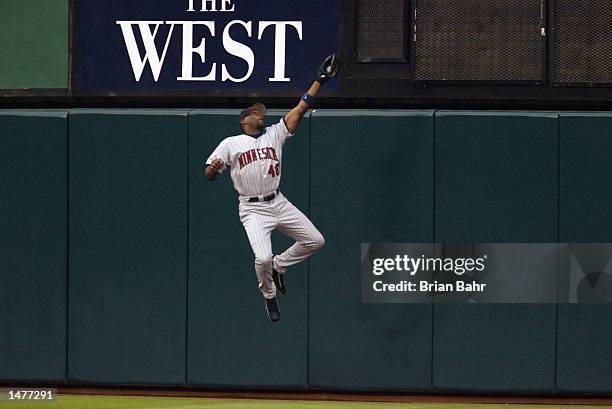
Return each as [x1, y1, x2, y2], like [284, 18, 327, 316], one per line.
[239, 192, 325, 299]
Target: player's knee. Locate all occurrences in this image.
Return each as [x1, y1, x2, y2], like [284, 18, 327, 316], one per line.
[316, 235, 325, 250]
[255, 254, 273, 267]
[310, 232, 325, 251]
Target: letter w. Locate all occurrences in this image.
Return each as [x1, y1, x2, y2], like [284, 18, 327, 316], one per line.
[116, 21, 175, 82]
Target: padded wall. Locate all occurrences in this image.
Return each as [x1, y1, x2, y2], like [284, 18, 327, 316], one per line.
[187, 111, 309, 388]
[5, 109, 612, 394]
[557, 113, 612, 393]
[308, 110, 435, 390]
[0, 111, 67, 381]
[68, 110, 188, 384]
[433, 112, 558, 392]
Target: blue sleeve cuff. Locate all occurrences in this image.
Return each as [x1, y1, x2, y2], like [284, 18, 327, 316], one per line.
[302, 93, 315, 107]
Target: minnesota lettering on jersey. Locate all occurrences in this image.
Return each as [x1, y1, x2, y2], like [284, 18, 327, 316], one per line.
[205, 119, 291, 196]
[238, 147, 279, 169]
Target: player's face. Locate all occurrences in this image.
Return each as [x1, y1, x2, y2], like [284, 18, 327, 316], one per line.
[249, 109, 265, 129]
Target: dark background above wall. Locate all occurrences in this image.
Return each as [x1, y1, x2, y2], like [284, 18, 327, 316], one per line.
[2, 0, 612, 109]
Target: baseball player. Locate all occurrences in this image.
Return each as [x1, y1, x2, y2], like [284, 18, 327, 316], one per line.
[204, 54, 340, 322]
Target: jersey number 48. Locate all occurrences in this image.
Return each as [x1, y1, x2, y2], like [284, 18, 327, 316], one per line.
[268, 163, 280, 177]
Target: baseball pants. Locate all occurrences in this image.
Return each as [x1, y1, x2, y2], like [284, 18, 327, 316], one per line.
[239, 192, 324, 299]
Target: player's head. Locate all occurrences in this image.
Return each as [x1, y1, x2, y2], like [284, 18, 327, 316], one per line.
[240, 102, 266, 134]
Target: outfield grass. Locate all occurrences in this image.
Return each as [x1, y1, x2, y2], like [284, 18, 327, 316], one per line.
[1, 395, 612, 409]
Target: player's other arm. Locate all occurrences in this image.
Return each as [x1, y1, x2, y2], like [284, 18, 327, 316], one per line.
[204, 159, 224, 181]
[284, 53, 340, 134]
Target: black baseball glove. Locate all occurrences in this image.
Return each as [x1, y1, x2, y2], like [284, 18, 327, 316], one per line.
[316, 53, 340, 83]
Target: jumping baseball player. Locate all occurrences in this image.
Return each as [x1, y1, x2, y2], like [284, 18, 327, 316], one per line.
[204, 54, 340, 322]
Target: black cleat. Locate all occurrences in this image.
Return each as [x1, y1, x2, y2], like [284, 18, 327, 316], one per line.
[265, 297, 280, 322]
[272, 268, 286, 294]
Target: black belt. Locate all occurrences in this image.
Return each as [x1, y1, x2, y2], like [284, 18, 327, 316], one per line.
[248, 190, 279, 203]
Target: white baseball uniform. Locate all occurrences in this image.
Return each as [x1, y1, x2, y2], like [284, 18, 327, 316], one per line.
[206, 118, 324, 299]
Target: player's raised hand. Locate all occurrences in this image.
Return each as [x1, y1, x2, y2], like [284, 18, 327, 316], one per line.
[315, 53, 340, 83]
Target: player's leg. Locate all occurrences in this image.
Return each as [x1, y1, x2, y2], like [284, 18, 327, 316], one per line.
[239, 205, 278, 299]
[273, 195, 325, 274]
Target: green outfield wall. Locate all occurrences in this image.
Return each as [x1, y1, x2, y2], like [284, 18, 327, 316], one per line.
[1, 110, 612, 394]
[433, 112, 558, 393]
[308, 111, 434, 390]
[557, 113, 612, 393]
[0, 112, 67, 381]
[0, 1, 68, 89]
[67, 110, 188, 384]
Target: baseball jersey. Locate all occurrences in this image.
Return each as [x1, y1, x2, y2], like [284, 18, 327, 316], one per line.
[206, 118, 293, 197]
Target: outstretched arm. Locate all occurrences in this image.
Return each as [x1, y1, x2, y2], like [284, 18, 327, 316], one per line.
[284, 81, 321, 134]
[284, 53, 340, 134]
